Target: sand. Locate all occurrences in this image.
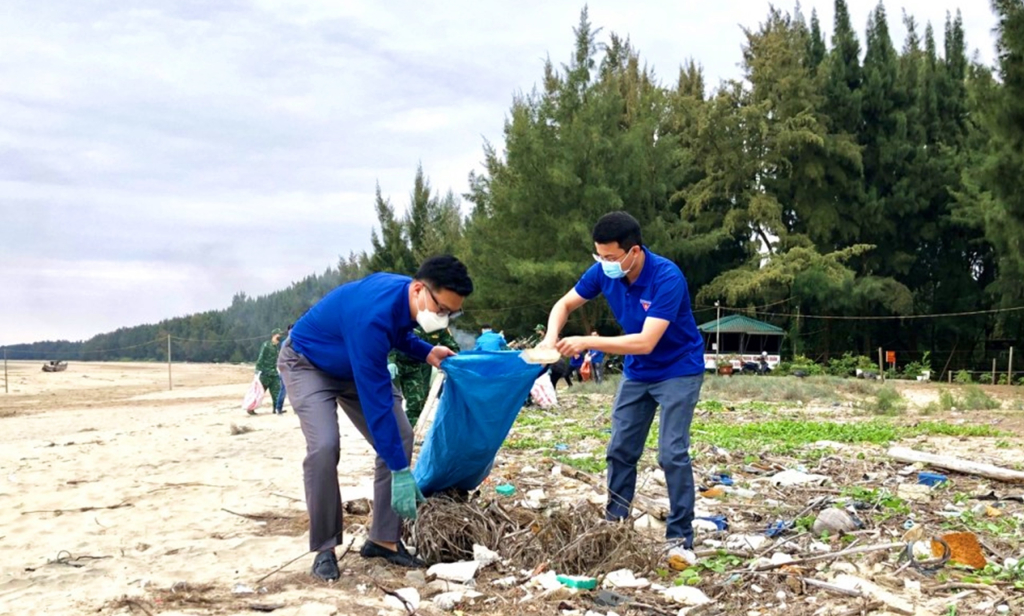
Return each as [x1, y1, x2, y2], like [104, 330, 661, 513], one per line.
[0, 361, 391, 616]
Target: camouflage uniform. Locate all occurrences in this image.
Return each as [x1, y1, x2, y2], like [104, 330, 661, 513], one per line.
[389, 326, 459, 426]
[255, 337, 283, 411]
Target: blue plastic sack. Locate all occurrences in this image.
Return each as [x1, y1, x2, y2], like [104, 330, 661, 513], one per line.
[413, 351, 543, 496]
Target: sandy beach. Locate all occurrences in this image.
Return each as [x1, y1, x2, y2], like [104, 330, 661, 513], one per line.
[0, 361, 389, 616]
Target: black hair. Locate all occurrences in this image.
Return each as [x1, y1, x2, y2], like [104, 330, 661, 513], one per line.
[481, 324, 492, 330]
[592, 211, 643, 251]
[415, 255, 474, 297]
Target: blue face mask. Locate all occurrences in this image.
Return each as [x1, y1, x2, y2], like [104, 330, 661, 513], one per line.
[601, 261, 628, 279]
[595, 249, 636, 279]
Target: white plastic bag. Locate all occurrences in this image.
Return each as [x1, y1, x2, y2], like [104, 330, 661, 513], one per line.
[242, 373, 266, 412]
[530, 373, 558, 409]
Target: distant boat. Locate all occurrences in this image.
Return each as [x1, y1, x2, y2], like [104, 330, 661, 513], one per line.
[42, 360, 68, 373]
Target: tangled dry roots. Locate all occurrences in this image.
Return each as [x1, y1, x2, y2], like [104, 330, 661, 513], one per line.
[409, 494, 660, 576]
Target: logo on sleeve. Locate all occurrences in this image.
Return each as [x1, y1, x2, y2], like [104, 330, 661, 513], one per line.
[640, 299, 651, 312]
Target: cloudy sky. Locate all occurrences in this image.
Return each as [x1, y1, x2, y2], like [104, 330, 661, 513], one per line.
[0, 0, 999, 345]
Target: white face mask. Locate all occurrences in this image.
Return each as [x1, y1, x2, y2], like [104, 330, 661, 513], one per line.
[415, 287, 450, 333]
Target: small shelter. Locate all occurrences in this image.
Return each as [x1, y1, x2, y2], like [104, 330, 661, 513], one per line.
[698, 314, 784, 370]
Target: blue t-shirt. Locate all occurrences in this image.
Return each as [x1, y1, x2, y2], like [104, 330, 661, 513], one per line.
[588, 349, 606, 364]
[569, 353, 585, 368]
[474, 330, 508, 352]
[574, 247, 704, 382]
[289, 273, 433, 471]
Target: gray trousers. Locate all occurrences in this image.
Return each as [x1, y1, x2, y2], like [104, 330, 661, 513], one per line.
[605, 373, 703, 547]
[278, 342, 412, 552]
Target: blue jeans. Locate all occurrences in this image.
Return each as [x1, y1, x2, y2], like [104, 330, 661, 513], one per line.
[276, 377, 287, 411]
[606, 373, 703, 547]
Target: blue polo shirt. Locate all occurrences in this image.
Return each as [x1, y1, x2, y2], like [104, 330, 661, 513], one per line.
[588, 349, 606, 364]
[574, 247, 704, 382]
[474, 330, 508, 352]
[289, 273, 433, 471]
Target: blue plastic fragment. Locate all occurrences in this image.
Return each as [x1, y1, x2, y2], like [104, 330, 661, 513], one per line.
[917, 471, 948, 487]
[695, 514, 729, 531]
[765, 520, 791, 537]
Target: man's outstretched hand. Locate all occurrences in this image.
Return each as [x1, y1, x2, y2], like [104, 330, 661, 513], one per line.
[427, 345, 456, 368]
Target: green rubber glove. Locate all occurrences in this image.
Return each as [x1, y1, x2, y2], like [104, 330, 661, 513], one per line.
[391, 468, 426, 520]
[388, 362, 398, 381]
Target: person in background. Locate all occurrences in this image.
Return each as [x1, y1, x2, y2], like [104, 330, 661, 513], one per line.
[390, 325, 460, 427]
[275, 323, 294, 413]
[587, 330, 606, 384]
[253, 327, 285, 415]
[569, 351, 585, 382]
[539, 211, 705, 568]
[278, 255, 472, 580]
[474, 324, 509, 351]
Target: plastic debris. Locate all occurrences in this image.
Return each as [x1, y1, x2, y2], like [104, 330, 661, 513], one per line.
[383, 588, 420, 612]
[726, 534, 769, 551]
[603, 569, 651, 589]
[770, 469, 829, 487]
[933, 532, 986, 569]
[917, 471, 948, 487]
[811, 508, 859, 536]
[557, 574, 597, 590]
[427, 560, 481, 583]
[765, 520, 791, 537]
[710, 472, 734, 486]
[662, 585, 712, 606]
[695, 514, 729, 531]
[495, 484, 516, 496]
[473, 544, 500, 567]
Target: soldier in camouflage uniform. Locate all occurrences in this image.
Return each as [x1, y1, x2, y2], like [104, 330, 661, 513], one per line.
[388, 326, 460, 426]
[255, 327, 286, 414]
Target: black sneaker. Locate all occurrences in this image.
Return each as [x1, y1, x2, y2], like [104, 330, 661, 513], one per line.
[359, 540, 426, 568]
[311, 550, 339, 581]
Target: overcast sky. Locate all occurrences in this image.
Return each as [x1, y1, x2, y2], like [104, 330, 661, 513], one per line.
[0, 0, 999, 345]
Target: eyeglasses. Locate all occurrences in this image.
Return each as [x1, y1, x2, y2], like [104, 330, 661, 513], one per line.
[424, 286, 464, 320]
[592, 248, 633, 264]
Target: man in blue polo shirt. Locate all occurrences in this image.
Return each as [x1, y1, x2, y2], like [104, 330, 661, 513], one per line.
[540, 211, 704, 567]
[474, 325, 509, 351]
[279, 256, 473, 580]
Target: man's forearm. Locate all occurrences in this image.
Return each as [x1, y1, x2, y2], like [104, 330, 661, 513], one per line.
[588, 334, 655, 356]
[545, 300, 572, 341]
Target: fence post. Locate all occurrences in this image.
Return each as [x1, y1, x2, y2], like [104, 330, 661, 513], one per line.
[167, 335, 172, 391]
[3, 347, 7, 394]
[1009, 347, 1014, 386]
[878, 347, 884, 382]
[992, 358, 997, 386]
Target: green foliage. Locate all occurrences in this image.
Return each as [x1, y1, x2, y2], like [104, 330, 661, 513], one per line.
[827, 352, 878, 377]
[955, 370, 974, 384]
[867, 386, 907, 415]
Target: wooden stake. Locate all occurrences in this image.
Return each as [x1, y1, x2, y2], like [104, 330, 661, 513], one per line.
[878, 347, 884, 382]
[3, 347, 7, 394]
[1010, 346, 1015, 386]
[992, 358, 997, 385]
[167, 335, 172, 391]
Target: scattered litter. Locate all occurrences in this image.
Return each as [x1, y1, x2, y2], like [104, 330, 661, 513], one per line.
[897, 483, 933, 502]
[662, 585, 712, 606]
[557, 574, 597, 590]
[473, 544, 500, 567]
[811, 508, 859, 536]
[232, 583, 255, 595]
[495, 484, 516, 496]
[491, 576, 516, 588]
[933, 532, 986, 569]
[383, 588, 420, 612]
[765, 520, 790, 537]
[695, 514, 728, 531]
[432, 590, 482, 611]
[917, 471, 948, 487]
[726, 534, 769, 551]
[769, 469, 829, 487]
[427, 560, 480, 583]
[602, 569, 650, 589]
[710, 472, 734, 486]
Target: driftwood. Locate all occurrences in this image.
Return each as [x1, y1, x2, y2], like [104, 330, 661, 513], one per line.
[562, 467, 670, 520]
[887, 447, 1024, 484]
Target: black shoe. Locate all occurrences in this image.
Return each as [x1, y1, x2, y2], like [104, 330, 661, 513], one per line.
[246, 410, 256, 416]
[311, 550, 339, 581]
[359, 540, 426, 568]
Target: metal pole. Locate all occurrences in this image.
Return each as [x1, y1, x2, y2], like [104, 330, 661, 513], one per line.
[3, 347, 7, 394]
[1009, 347, 1014, 386]
[167, 335, 172, 391]
[878, 347, 884, 382]
[992, 358, 997, 386]
[715, 301, 721, 371]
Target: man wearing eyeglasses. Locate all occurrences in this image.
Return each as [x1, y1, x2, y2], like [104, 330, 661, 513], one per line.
[539, 211, 705, 569]
[278, 255, 473, 580]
